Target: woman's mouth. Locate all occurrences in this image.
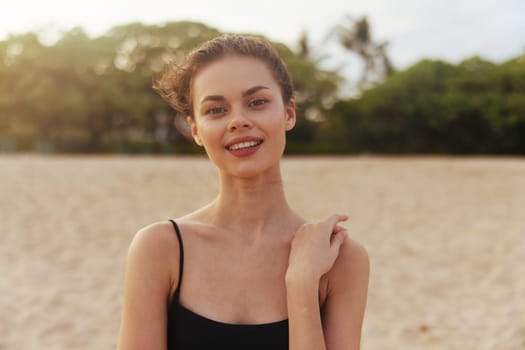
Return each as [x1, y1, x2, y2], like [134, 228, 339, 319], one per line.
[226, 140, 263, 151]
[225, 140, 263, 157]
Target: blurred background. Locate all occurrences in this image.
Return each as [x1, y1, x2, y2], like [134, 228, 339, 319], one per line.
[1, 1, 525, 350]
[1, 0, 524, 155]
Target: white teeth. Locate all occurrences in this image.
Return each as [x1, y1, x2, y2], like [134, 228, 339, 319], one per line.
[228, 140, 261, 150]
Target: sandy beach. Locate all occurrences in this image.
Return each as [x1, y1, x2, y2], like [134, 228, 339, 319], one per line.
[1, 155, 524, 349]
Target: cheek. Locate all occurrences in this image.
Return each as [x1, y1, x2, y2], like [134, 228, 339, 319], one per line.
[195, 119, 218, 138]
[195, 121, 225, 154]
[269, 110, 290, 134]
[267, 118, 288, 151]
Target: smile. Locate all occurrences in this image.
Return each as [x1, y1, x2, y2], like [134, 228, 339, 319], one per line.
[226, 140, 263, 150]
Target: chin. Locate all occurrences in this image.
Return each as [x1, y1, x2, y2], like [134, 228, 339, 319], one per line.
[226, 158, 282, 179]
[233, 163, 275, 178]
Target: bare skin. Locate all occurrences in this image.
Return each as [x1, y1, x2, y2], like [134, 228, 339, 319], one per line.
[116, 55, 370, 350]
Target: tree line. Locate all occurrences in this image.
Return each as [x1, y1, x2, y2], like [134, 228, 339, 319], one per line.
[0, 20, 524, 154]
[321, 56, 525, 154]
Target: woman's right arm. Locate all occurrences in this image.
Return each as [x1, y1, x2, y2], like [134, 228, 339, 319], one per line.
[116, 222, 177, 350]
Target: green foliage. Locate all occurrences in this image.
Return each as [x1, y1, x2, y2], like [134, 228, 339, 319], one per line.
[0, 19, 523, 154]
[331, 15, 394, 89]
[322, 56, 525, 154]
[0, 21, 340, 153]
[278, 45, 340, 148]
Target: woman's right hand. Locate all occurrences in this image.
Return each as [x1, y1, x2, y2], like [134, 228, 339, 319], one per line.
[286, 214, 348, 287]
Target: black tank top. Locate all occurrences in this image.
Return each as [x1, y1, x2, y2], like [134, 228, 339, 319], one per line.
[167, 220, 289, 349]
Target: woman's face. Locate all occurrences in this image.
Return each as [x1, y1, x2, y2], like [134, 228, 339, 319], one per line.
[189, 55, 296, 178]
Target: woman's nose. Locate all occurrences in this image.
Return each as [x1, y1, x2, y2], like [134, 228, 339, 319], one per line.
[228, 109, 253, 131]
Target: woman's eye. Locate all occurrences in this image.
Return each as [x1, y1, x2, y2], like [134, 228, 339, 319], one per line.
[206, 106, 227, 115]
[248, 98, 268, 108]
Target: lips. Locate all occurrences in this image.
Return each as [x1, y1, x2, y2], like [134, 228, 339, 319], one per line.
[224, 136, 264, 157]
[225, 137, 264, 151]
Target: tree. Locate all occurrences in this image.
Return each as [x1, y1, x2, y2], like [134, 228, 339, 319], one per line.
[330, 15, 394, 89]
[322, 55, 525, 154]
[0, 21, 343, 153]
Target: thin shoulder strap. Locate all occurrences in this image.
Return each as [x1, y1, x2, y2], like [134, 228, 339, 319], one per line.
[169, 220, 184, 296]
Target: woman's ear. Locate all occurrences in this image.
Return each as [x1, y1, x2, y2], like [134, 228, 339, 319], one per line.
[187, 116, 203, 146]
[284, 99, 296, 131]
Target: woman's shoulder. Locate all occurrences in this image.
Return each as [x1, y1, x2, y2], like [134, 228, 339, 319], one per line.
[131, 221, 178, 250]
[125, 220, 183, 271]
[330, 236, 370, 285]
[340, 236, 369, 264]
[124, 220, 187, 296]
[128, 215, 205, 255]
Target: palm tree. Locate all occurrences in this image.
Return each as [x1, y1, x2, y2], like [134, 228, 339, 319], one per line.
[330, 15, 394, 89]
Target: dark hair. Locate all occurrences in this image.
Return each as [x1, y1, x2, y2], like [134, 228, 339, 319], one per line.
[153, 34, 294, 119]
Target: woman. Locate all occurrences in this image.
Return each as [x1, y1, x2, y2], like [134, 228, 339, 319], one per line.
[116, 34, 369, 350]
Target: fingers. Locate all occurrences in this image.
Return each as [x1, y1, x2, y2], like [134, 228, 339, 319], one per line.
[324, 215, 349, 251]
[330, 230, 347, 250]
[323, 214, 348, 231]
[333, 224, 346, 234]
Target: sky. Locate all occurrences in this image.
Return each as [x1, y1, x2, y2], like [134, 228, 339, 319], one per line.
[1, 0, 524, 71]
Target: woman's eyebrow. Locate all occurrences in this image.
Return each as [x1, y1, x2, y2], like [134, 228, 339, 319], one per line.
[200, 95, 225, 105]
[199, 86, 270, 105]
[242, 85, 270, 97]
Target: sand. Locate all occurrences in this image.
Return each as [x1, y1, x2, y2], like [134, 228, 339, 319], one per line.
[1, 155, 524, 349]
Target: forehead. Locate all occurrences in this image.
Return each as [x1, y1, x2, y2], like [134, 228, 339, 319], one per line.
[192, 55, 279, 100]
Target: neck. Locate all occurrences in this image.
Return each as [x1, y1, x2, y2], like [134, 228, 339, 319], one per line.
[206, 168, 300, 240]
